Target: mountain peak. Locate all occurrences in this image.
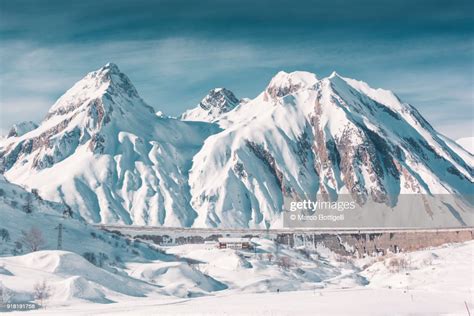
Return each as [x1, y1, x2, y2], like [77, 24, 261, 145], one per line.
[103, 62, 120, 72]
[329, 71, 339, 78]
[46, 63, 144, 119]
[90, 62, 133, 89]
[199, 88, 239, 111]
[180, 87, 240, 123]
[94, 62, 124, 82]
[266, 70, 318, 98]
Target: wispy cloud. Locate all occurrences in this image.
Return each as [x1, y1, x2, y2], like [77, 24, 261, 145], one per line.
[0, 33, 472, 139]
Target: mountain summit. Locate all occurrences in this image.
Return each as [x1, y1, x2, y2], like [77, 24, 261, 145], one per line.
[181, 87, 240, 123]
[46, 62, 153, 121]
[1, 66, 472, 228]
[265, 70, 318, 99]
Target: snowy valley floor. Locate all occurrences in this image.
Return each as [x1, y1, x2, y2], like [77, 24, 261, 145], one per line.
[11, 287, 472, 316]
[1, 240, 473, 316]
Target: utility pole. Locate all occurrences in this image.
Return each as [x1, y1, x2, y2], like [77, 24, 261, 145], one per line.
[55, 223, 64, 250]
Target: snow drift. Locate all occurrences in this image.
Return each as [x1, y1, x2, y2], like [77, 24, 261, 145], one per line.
[0, 251, 158, 304]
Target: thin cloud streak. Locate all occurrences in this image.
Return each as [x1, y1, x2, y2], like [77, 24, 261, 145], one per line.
[0, 36, 473, 140]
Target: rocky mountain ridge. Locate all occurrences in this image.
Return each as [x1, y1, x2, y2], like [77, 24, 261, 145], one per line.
[1, 64, 472, 228]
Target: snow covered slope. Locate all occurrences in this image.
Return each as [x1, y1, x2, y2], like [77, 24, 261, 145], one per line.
[0, 63, 219, 226]
[1, 65, 472, 228]
[457, 137, 474, 154]
[180, 88, 241, 123]
[0, 174, 164, 262]
[438, 135, 473, 164]
[0, 251, 160, 305]
[188, 71, 473, 227]
[0, 174, 183, 304]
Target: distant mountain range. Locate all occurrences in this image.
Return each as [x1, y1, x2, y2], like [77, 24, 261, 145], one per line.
[1, 63, 472, 228]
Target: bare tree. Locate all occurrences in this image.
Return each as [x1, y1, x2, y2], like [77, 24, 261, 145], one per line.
[0, 281, 13, 306]
[23, 195, 33, 214]
[275, 242, 281, 258]
[0, 228, 10, 242]
[277, 256, 293, 270]
[33, 280, 51, 307]
[20, 227, 46, 252]
[62, 203, 73, 219]
[387, 257, 409, 273]
[31, 189, 43, 201]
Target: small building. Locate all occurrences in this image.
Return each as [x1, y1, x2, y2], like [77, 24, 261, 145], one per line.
[217, 237, 252, 250]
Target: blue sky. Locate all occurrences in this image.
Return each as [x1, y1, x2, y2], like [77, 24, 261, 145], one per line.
[0, 0, 473, 139]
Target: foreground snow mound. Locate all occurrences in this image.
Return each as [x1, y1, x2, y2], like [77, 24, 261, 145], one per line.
[360, 241, 474, 293]
[0, 251, 159, 304]
[14, 251, 151, 295]
[56, 276, 114, 304]
[128, 261, 227, 297]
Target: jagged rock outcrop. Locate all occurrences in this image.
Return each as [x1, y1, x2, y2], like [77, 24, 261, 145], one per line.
[6, 121, 38, 138]
[180, 88, 240, 123]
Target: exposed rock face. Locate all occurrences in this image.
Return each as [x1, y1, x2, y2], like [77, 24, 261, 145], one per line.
[246, 141, 284, 190]
[6, 121, 38, 138]
[180, 88, 240, 123]
[199, 88, 239, 112]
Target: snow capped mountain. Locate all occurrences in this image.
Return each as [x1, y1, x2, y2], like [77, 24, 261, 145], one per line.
[0, 63, 219, 226]
[1, 66, 472, 228]
[6, 121, 38, 138]
[188, 71, 473, 228]
[180, 88, 240, 123]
